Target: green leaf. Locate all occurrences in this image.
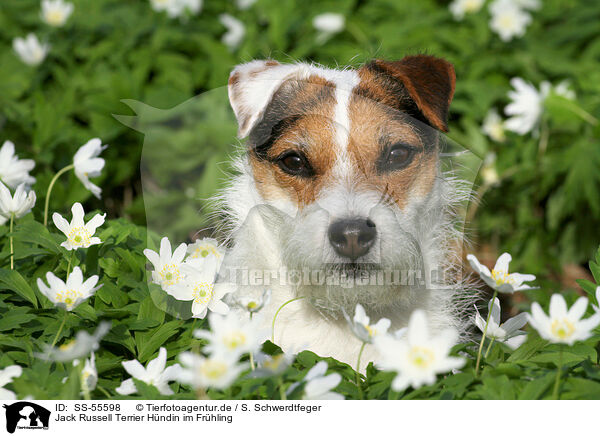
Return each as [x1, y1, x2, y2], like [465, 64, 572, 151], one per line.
[136, 321, 182, 362]
[0, 268, 38, 307]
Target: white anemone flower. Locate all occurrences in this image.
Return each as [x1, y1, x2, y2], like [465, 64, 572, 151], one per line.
[170, 256, 230, 319]
[41, 0, 74, 27]
[302, 361, 344, 400]
[313, 13, 345, 34]
[467, 252, 536, 294]
[592, 286, 600, 313]
[475, 297, 527, 349]
[186, 237, 224, 263]
[13, 34, 49, 66]
[374, 310, 465, 391]
[143, 237, 187, 295]
[74, 351, 97, 391]
[449, 0, 484, 20]
[0, 183, 36, 220]
[37, 322, 111, 362]
[504, 77, 547, 135]
[37, 267, 101, 311]
[219, 14, 245, 50]
[116, 347, 182, 396]
[482, 109, 506, 142]
[176, 352, 247, 390]
[194, 312, 268, 358]
[0, 141, 36, 189]
[0, 365, 22, 400]
[343, 303, 391, 344]
[236, 0, 257, 10]
[73, 138, 107, 199]
[253, 351, 295, 377]
[480, 153, 500, 187]
[52, 202, 105, 251]
[231, 288, 271, 314]
[528, 294, 600, 346]
[489, 0, 532, 42]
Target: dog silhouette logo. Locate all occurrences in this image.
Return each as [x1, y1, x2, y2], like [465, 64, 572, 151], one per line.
[2, 402, 50, 433]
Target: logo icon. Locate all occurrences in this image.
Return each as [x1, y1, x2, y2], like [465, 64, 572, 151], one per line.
[2, 402, 51, 434]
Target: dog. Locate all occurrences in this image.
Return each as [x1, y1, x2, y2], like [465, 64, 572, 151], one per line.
[214, 56, 475, 369]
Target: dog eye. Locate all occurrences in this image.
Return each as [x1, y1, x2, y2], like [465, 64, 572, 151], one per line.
[277, 151, 314, 177]
[378, 143, 417, 172]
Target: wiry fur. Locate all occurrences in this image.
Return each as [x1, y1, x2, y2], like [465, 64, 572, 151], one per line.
[211, 59, 479, 369]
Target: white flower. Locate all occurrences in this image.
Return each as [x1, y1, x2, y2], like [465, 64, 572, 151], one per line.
[176, 352, 247, 390]
[231, 288, 271, 314]
[194, 312, 268, 358]
[37, 266, 101, 311]
[375, 310, 464, 391]
[528, 294, 600, 345]
[37, 322, 111, 362]
[0, 365, 22, 400]
[41, 0, 74, 27]
[52, 202, 105, 251]
[552, 80, 576, 100]
[302, 361, 344, 400]
[503, 77, 547, 135]
[13, 34, 49, 66]
[475, 297, 527, 349]
[236, 0, 257, 10]
[116, 348, 182, 396]
[343, 303, 391, 343]
[150, 0, 201, 18]
[73, 138, 107, 199]
[219, 14, 245, 50]
[0, 183, 36, 220]
[0, 140, 36, 189]
[480, 152, 500, 187]
[489, 0, 532, 42]
[186, 237, 225, 266]
[512, 0, 541, 10]
[482, 109, 506, 142]
[170, 256, 230, 319]
[313, 13, 345, 34]
[253, 351, 295, 377]
[449, 0, 484, 20]
[144, 237, 187, 296]
[467, 252, 536, 294]
[74, 351, 97, 391]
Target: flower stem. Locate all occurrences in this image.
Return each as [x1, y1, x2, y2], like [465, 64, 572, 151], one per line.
[538, 120, 549, 156]
[66, 250, 74, 279]
[43, 163, 74, 227]
[79, 360, 91, 401]
[9, 214, 14, 270]
[271, 297, 305, 343]
[484, 338, 496, 359]
[50, 311, 68, 349]
[278, 377, 287, 400]
[553, 345, 563, 400]
[475, 290, 498, 377]
[356, 341, 367, 400]
[97, 385, 112, 399]
[249, 351, 255, 371]
[564, 100, 599, 126]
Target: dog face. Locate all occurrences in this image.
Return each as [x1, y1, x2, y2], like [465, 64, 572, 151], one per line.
[227, 57, 456, 309]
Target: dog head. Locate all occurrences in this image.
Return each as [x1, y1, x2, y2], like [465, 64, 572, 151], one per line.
[226, 56, 457, 310]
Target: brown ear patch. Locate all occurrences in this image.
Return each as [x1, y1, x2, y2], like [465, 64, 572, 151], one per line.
[359, 55, 456, 132]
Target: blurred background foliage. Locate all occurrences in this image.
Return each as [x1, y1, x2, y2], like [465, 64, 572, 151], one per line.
[1, 0, 599, 306]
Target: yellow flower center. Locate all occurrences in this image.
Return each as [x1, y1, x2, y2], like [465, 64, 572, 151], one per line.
[192, 282, 213, 305]
[191, 245, 220, 259]
[67, 226, 92, 248]
[364, 324, 376, 337]
[263, 355, 284, 371]
[223, 331, 247, 350]
[159, 264, 181, 287]
[499, 14, 516, 30]
[59, 340, 76, 351]
[464, 0, 481, 12]
[551, 318, 575, 340]
[491, 269, 514, 286]
[200, 360, 227, 380]
[56, 289, 83, 309]
[408, 346, 435, 369]
[46, 10, 65, 26]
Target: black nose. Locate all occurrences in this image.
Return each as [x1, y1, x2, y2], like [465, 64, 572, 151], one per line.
[328, 218, 377, 260]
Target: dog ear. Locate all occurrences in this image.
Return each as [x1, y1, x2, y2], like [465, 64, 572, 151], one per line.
[228, 60, 304, 138]
[371, 56, 456, 132]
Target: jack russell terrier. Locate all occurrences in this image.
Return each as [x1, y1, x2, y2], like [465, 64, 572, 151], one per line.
[214, 55, 474, 369]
